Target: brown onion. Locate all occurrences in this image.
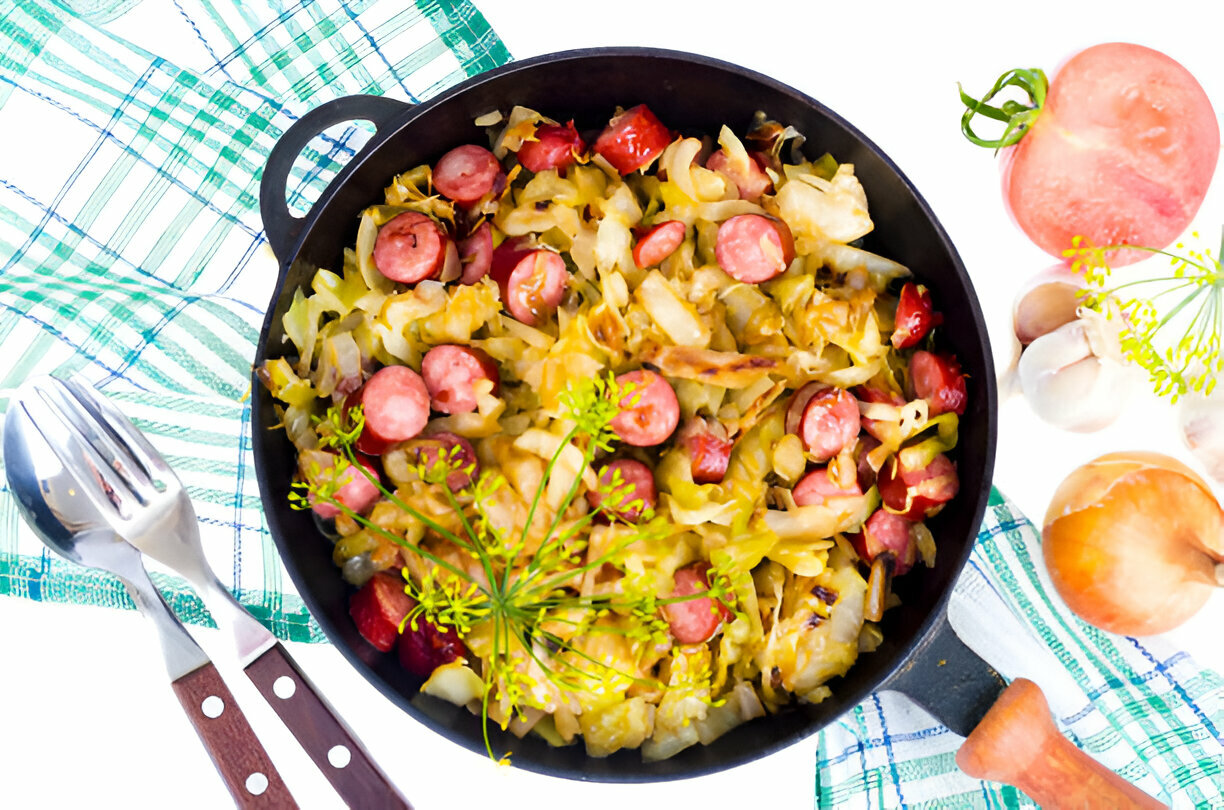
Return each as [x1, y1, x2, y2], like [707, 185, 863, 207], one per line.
[1042, 451, 1224, 636]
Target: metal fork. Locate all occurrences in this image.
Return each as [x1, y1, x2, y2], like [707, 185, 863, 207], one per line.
[39, 376, 410, 810]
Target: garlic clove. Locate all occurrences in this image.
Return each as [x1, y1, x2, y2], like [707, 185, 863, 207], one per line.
[1179, 388, 1224, 483]
[1013, 264, 1084, 346]
[1018, 316, 1135, 432]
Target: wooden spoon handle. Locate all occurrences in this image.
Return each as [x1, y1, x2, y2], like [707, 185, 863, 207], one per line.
[170, 663, 298, 808]
[956, 678, 1165, 809]
[246, 642, 411, 809]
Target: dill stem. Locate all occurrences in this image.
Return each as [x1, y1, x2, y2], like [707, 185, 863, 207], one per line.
[1156, 282, 1209, 331]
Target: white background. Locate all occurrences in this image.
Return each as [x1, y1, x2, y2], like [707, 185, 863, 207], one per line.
[2, 1, 1222, 807]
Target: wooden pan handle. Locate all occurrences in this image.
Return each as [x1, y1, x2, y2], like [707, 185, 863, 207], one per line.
[246, 642, 411, 809]
[171, 663, 298, 808]
[956, 678, 1165, 809]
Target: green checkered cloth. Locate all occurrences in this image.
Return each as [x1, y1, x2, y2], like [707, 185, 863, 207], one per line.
[817, 490, 1223, 807]
[0, 0, 507, 641]
[0, 4, 1219, 806]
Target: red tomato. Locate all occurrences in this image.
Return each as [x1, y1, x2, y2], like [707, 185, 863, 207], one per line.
[995, 44, 1218, 264]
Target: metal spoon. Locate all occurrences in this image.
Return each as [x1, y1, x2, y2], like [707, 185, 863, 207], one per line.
[3, 378, 297, 809]
[36, 375, 410, 810]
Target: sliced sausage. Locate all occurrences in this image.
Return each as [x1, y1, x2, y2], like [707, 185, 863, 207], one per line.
[678, 417, 733, 484]
[586, 458, 657, 522]
[715, 214, 795, 283]
[878, 451, 959, 520]
[406, 431, 479, 491]
[891, 282, 940, 350]
[373, 211, 447, 284]
[911, 350, 967, 416]
[795, 387, 861, 462]
[458, 222, 493, 285]
[611, 369, 680, 447]
[517, 121, 586, 174]
[433, 144, 502, 204]
[785, 381, 825, 435]
[663, 562, 732, 644]
[792, 467, 863, 507]
[593, 104, 671, 175]
[349, 572, 413, 652]
[632, 220, 686, 269]
[490, 241, 569, 326]
[421, 344, 500, 414]
[360, 365, 431, 446]
[706, 149, 772, 201]
[305, 451, 381, 519]
[852, 509, 916, 575]
[397, 607, 467, 678]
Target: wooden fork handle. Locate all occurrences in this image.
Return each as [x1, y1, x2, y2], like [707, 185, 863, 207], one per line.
[171, 662, 298, 808]
[956, 678, 1166, 809]
[246, 642, 411, 809]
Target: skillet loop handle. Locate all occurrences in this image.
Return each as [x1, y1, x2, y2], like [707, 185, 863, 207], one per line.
[260, 94, 410, 262]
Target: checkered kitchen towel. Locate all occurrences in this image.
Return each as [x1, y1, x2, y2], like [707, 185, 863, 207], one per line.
[818, 490, 1223, 808]
[0, 0, 507, 641]
[0, 4, 1219, 806]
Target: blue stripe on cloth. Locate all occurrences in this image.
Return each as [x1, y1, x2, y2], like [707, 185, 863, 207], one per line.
[871, 693, 908, 808]
[1127, 642, 1218, 740]
[0, 76, 261, 247]
[336, 0, 416, 102]
[0, 301, 149, 389]
[172, 0, 238, 83]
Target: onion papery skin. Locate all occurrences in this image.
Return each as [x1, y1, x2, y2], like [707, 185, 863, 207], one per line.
[1042, 452, 1223, 636]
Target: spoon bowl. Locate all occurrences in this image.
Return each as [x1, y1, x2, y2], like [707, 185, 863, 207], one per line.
[2, 375, 296, 808]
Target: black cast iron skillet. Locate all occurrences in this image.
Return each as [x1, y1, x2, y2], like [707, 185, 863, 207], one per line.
[251, 49, 1158, 805]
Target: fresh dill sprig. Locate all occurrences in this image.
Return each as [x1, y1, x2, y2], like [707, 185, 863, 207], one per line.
[1065, 230, 1224, 401]
[293, 371, 728, 760]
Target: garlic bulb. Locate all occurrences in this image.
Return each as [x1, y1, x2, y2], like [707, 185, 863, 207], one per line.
[1179, 389, 1224, 483]
[1013, 264, 1084, 346]
[1018, 306, 1136, 432]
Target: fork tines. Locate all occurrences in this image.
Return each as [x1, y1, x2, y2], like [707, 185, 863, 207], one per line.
[24, 376, 168, 517]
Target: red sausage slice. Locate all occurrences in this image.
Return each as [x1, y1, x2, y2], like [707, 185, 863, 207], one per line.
[611, 369, 680, 447]
[586, 458, 657, 522]
[715, 214, 795, 283]
[361, 365, 430, 445]
[349, 572, 413, 653]
[785, 382, 825, 435]
[706, 149, 773, 201]
[792, 467, 863, 507]
[852, 509, 916, 575]
[593, 104, 672, 175]
[407, 432, 479, 491]
[420, 344, 500, 414]
[796, 387, 861, 462]
[878, 452, 960, 520]
[397, 608, 467, 679]
[678, 417, 733, 484]
[891, 283, 940, 350]
[307, 453, 381, 519]
[517, 121, 586, 174]
[663, 562, 733, 644]
[632, 220, 686, 269]
[458, 222, 493, 285]
[373, 211, 447, 284]
[433, 144, 502, 204]
[856, 434, 882, 491]
[911, 350, 967, 416]
[490, 242, 569, 326]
